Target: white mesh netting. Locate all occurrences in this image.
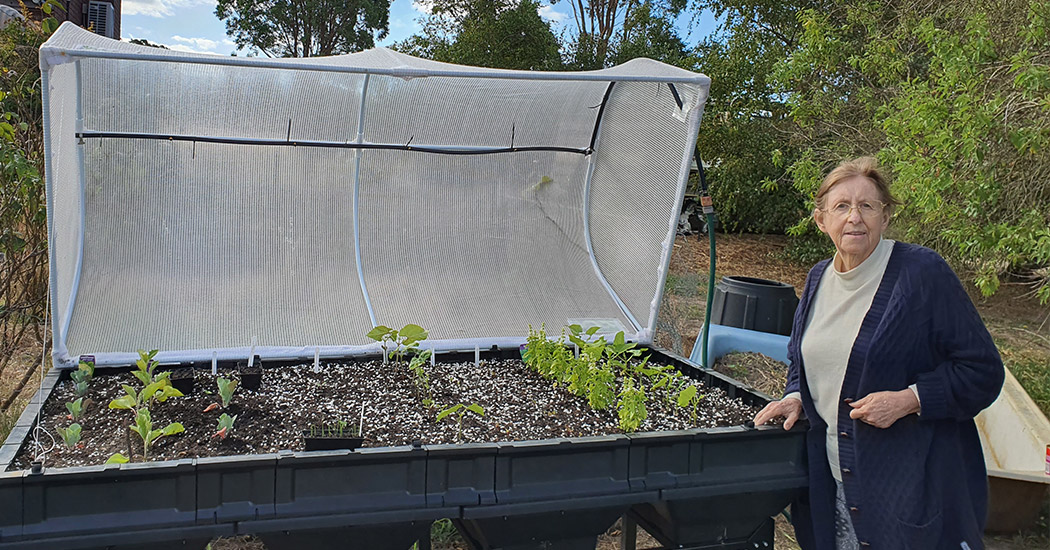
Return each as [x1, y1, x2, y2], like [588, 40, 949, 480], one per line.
[41, 23, 709, 367]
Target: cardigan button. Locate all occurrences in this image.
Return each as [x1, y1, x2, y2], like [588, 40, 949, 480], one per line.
[849, 506, 859, 513]
[840, 431, 850, 438]
[841, 467, 852, 474]
[859, 542, 870, 547]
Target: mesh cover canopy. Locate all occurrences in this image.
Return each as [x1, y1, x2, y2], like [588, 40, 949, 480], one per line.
[41, 23, 710, 367]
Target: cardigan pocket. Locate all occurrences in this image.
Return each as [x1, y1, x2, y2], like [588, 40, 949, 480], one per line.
[896, 511, 943, 550]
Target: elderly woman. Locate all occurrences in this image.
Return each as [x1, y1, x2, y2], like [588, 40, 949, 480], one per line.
[754, 157, 1004, 550]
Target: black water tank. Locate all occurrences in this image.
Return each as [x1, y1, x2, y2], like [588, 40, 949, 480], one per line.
[710, 276, 799, 336]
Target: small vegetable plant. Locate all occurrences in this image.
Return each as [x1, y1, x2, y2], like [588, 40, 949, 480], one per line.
[107, 349, 184, 461]
[436, 402, 484, 443]
[307, 419, 360, 438]
[216, 376, 237, 408]
[617, 377, 647, 432]
[129, 408, 184, 460]
[677, 384, 705, 424]
[407, 350, 433, 407]
[70, 359, 94, 398]
[214, 413, 237, 439]
[65, 397, 85, 420]
[366, 323, 428, 367]
[57, 423, 81, 449]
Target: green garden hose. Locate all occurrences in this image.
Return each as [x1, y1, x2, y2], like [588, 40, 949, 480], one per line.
[694, 146, 716, 368]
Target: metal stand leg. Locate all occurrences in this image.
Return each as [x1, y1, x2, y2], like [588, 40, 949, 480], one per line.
[620, 514, 637, 550]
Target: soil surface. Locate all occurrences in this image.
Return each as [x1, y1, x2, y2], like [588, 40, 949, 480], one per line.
[12, 356, 759, 470]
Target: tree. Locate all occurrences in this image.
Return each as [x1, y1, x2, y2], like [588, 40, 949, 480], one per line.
[128, 38, 169, 49]
[609, 2, 689, 66]
[567, 0, 687, 68]
[394, 0, 562, 71]
[215, 0, 391, 57]
[690, 0, 811, 236]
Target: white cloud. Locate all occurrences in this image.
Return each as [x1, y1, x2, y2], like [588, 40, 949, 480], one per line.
[537, 4, 566, 22]
[123, 0, 216, 18]
[172, 35, 220, 50]
[411, 0, 434, 15]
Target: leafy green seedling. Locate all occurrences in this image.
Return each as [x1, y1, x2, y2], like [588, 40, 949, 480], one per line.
[65, 397, 85, 420]
[366, 324, 428, 367]
[214, 413, 237, 439]
[109, 350, 183, 411]
[677, 384, 705, 424]
[216, 377, 237, 408]
[106, 453, 129, 464]
[436, 403, 484, 443]
[70, 359, 94, 397]
[617, 377, 647, 433]
[57, 423, 81, 448]
[129, 408, 184, 460]
[408, 350, 433, 405]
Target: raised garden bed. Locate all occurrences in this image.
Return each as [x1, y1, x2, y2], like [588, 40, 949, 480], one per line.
[0, 346, 806, 550]
[10, 349, 759, 470]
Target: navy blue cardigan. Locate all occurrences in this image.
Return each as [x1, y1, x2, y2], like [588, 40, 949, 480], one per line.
[784, 242, 1004, 550]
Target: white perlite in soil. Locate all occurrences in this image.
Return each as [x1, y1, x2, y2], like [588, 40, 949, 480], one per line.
[11, 358, 760, 470]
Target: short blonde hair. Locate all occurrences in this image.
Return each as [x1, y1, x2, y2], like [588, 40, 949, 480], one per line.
[815, 157, 901, 213]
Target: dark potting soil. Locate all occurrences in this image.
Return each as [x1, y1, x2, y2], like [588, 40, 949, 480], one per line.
[10, 358, 762, 470]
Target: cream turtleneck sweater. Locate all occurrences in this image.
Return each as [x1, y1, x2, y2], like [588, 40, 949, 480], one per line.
[799, 238, 894, 481]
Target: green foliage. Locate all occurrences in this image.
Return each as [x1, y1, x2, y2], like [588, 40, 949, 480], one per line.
[676, 383, 705, 424]
[436, 402, 484, 443]
[129, 408, 184, 460]
[65, 397, 85, 420]
[617, 377, 647, 432]
[109, 350, 183, 411]
[105, 453, 129, 464]
[307, 419, 359, 438]
[57, 423, 81, 449]
[215, 0, 390, 57]
[696, 0, 1050, 300]
[214, 412, 237, 439]
[394, 0, 562, 70]
[692, 0, 808, 235]
[1, 15, 51, 371]
[408, 350, 433, 407]
[70, 360, 94, 397]
[367, 324, 428, 367]
[216, 377, 237, 408]
[609, 2, 690, 67]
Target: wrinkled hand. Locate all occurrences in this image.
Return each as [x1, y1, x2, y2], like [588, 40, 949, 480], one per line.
[848, 390, 920, 429]
[753, 398, 803, 430]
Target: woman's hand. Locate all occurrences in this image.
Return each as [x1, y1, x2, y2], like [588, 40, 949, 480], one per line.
[848, 390, 920, 428]
[753, 397, 803, 430]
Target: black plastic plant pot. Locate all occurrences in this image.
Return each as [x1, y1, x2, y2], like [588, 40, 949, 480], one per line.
[168, 368, 195, 395]
[236, 357, 263, 391]
[301, 434, 365, 452]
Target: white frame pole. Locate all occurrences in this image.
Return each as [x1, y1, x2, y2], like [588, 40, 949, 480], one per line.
[352, 74, 377, 327]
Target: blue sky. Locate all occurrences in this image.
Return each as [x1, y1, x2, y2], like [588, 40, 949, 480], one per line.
[120, 0, 719, 56]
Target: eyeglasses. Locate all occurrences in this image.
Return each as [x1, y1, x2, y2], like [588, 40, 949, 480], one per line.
[823, 200, 886, 219]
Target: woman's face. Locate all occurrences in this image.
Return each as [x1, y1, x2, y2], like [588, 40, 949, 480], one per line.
[814, 176, 890, 270]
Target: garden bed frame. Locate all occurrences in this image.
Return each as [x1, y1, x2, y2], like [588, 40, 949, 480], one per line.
[0, 348, 805, 550]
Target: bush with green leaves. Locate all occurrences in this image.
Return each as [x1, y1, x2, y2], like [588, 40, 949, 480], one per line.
[107, 349, 184, 461]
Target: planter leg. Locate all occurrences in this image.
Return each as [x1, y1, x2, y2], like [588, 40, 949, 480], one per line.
[620, 514, 637, 550]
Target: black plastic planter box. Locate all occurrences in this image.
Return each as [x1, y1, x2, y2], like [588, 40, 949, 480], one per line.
[0, 348, 806, 549]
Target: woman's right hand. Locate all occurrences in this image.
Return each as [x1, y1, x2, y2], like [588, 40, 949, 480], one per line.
[753, 397, 803, 430]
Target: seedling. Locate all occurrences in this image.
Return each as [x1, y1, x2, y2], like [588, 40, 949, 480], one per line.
[408, 350, 433, 406]
[106, 453, 128, 464]
[70, 359, 94, 397]
[436, 402, 484, 443]
[65, 398, 85, 420]
[307, 419, 360, 438]
[109, 350, 183, 411]
[57, 423, 81, 448]
[214, 412, 237, 439]
[617, 377, 647, 433]
[366, 324, 428, 367]
[129, 408, 184, 460]
[216, 376, 237, 408]
[677, 384, 705, 424]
